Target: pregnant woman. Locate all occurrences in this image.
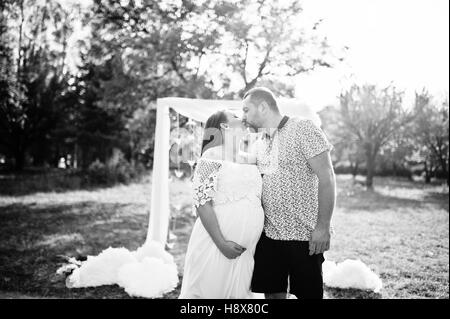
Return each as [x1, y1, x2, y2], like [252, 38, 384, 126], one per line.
[179, 110, 264, 299]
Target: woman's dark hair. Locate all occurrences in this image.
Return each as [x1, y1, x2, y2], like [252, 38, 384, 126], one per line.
[201, 110, 228, 155]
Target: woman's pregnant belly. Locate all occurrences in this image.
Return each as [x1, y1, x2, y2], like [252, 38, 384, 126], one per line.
[214, 198, 264, 250]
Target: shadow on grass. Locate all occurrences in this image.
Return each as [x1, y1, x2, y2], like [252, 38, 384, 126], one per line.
[423, 192, 450, 211]
[0, 198, 192, 299]
[0, 169, 151, 197]
[337, 190, 425, 212]
[0, 200, 152, 298]
[0, 180, 132, 197]
[337, 182, 449, 213]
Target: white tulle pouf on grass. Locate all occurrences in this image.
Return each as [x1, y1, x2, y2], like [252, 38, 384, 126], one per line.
[62, 240, 179, 298]
[323, 259, 383, 293]
[117, 257, 178, 298]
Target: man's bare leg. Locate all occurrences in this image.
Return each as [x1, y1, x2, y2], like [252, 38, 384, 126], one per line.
[265, 293, 287, 299]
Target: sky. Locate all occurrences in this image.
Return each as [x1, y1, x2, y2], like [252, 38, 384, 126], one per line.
[295, 0, 449, 109]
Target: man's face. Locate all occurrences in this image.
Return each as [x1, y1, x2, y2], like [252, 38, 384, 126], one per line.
[242, 96, 262, 130]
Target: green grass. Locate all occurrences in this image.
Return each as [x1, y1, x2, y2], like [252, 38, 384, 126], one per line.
[0, 174, 448, 299]
[325, 176, 449, 299]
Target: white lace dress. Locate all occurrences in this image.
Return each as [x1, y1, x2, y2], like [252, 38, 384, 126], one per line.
[178, 156, 264, 299]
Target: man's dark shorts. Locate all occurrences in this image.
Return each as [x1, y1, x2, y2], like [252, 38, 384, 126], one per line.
[251, 232, 325, 299]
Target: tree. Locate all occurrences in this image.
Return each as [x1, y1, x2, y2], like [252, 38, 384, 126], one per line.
[215, 0, 344, 96]
[68, 57, 130, 169]
[0, 0, 75, 170]
[376, 128, 415, 179]
[75, 0, 235, 167]
[85, 0, 231, 105]
[319, 105, 365, 179]
[338, 84, 414, 189]
[125, 105, 156, 168]
[412, 90, 449, 184]
[86, 0, 343, 100]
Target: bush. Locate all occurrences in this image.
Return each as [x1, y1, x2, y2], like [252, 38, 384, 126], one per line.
[86, 160, 109, 185]
[112, 158, 134, 184]
[333, 162, 412, 178]
[0, 168, 84, 195]
[333, 165, 366, 176]
[85, 150, 147, 186]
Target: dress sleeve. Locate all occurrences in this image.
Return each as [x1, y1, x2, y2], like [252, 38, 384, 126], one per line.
[296, 119, 333, 160]
[192, 159, 222, 208]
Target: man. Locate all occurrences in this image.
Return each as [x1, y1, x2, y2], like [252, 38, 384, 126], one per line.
[242, 87, 336, 299]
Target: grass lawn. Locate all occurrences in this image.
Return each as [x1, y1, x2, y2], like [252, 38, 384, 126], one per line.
[0, 174, 448, 299]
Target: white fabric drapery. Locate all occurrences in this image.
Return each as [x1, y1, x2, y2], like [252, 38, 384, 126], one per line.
[156, 97, 321, 124]
[146, 97, 322, 245]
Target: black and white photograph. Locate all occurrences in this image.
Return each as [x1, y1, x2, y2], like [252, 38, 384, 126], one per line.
[0, 0, 448, 303]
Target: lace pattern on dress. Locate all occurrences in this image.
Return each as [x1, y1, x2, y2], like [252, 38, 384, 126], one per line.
[212, 165, 262, 205]
[192, 159, 222, 208]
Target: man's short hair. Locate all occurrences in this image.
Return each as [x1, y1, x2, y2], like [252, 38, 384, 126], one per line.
[243, 87, 279, 113]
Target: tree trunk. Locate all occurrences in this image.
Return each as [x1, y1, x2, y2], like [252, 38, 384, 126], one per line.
[17, 0, 24, 77]
[424, 161, 431, 184]
[73, 143, 78, 169]
[365, 151, 375, 189]
[438, 155, 449, 186]
[14, 149, 25, 171]
[241, 79, 259, 97]
[53, 144, 60, 168]
[351, 161, 359, 179]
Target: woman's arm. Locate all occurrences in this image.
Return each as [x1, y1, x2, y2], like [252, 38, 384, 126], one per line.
[192, 157, 247, 258]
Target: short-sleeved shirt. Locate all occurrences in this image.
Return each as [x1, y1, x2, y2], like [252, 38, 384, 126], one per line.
[255, 117, 333, 241]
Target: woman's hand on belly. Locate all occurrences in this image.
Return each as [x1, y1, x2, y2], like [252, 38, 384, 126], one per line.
[218, 240, 247, 259]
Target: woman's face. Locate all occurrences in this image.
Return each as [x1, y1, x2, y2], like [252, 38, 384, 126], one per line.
[223, 111, 247, 134]
[225, 112, 247, 130]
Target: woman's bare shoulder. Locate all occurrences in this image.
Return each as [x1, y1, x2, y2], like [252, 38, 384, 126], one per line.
[200, 147, 223, 161]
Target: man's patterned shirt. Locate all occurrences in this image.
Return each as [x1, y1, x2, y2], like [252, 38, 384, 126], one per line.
[255, 117, 333, 241]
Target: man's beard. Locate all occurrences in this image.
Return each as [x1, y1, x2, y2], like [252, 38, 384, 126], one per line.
[243, 120, 258, 132]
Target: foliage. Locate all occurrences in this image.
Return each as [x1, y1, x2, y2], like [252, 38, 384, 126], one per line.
[1, 0, 344, 174]
[321, 85, 449, 187]
[411, 90, 449, 184]
[0, 0, 76, 169]
[86, 149, 145, 186]
[209, 0, 345, 96]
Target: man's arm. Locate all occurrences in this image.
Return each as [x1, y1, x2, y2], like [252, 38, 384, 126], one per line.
[307, 150, 336, 255]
